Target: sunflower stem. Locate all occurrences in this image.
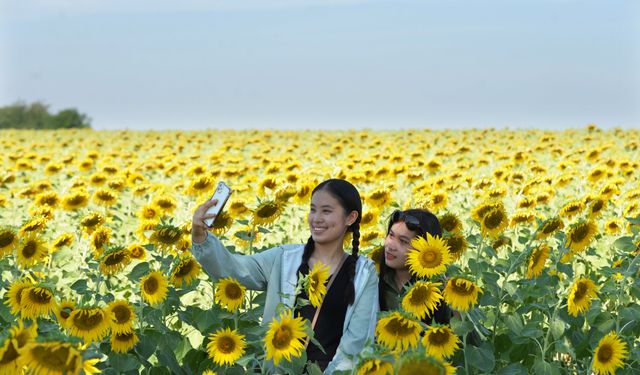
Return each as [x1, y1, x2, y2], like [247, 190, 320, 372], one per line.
[541, 296, 562, 360]
[462, 312, 472, 375]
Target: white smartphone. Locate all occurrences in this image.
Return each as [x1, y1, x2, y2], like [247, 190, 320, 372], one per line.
[204, 181, 233, 227]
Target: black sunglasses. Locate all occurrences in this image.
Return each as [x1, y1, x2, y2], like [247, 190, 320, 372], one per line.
[391, 210, 421, 232]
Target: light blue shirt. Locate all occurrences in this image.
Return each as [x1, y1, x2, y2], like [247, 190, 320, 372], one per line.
[192, 234, 379, 374]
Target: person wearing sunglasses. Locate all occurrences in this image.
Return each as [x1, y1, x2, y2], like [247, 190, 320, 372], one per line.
[378, 209, 452, 324]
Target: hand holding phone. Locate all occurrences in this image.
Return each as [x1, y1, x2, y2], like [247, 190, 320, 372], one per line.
[204, 182, 233, 227]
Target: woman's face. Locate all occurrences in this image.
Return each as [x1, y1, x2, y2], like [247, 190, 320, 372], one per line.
[308, 190, 357, 246]
[383, 221, 418, 270]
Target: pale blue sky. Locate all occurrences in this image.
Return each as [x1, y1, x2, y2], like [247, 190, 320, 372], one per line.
[1, 0, 639, 130]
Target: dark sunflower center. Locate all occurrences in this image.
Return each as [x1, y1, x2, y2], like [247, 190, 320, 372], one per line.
[451, 280, 475, 296]
[409, 286, 430, 305]
[0, 341, 19, 364]
[432, 194, 444, 204]
[193, 179, 211, 190]
[22, 241, 38, 258]
[428, 330, 451, 346]
[113, 305, 131, 324]
[441, 218, 458, 232]
[29, 288, 52, 304]
[156, 228, 181, 244]
[446, 236, 463, 255]
[573, 282, 588, 301]
[157, 200, 173, 209]
[115, 332, 135, 342]
[257, 203, 278, 218]
[225, 283, 242, 300]
[175, 261, 195, 277]
[530, 249, 543, 267]
[570, 225, 589, 242]
[542, 221, 560, 234]
[73, 311, 104, 330]
[484, 210, 505, 229]
[398, 360, 440, 375]
[384, 317, 418, 337]
[0, 231, 15, 247]
[82, 216, 102, 227]
[218, 336, 237, 354]
[565, 205, 580, 213]
[104, 252, 127, 266]
[144, 277, 159, 294]
[31, 344, 80, 372]
[273, 326, 293, 349]
[597, 344, 613, 362]
[60, 307, 73, 319]
[97, 192, 114, 200]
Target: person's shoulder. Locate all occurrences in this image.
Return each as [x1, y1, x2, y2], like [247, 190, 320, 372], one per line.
[355, 254, 376, 273]
[279, 244, 304, 252]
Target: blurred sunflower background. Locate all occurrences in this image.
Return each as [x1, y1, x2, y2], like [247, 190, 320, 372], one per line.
[1, 126, 638, 373]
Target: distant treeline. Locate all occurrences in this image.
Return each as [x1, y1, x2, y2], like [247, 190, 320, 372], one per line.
[0, 101, 91, 129]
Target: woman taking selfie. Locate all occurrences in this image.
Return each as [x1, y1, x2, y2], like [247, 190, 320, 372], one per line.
[378, 208, 452, 324]
[191, 178, 379, 373]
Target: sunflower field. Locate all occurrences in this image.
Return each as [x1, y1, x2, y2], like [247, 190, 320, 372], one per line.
[0, 126, 639, 374]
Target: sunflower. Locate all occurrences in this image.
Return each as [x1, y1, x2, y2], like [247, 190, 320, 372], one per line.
[307, 261, 330, 308]
[592, 331, 628, 375]
[210, 211, 233, 235]
[537, 217, 564, 239]
[0, 320, 38, 374]
[89, 172, 108, 185]
[426, 191, 447, 212]
[5, 279, 34, 315]
[517, 197, 537, 209]
[406, 234, 452, 278]
[375, 311, 422, 352]
[92, 188, 119, 207]
[67, 307, 112, 343]
[526, 244, 549, 279]
[136, 220, 159, 242]
[567, 277, 598, 316]
[396, 352, 453, 375]
[401, 281, 443, 320]
[227, 199, 249, 217]
[295, 181, 314, 203]
[587, 166, 607, 183]
[252, 200, 284, 226]
[52, 233, 74, 251]
[443, 233, 467, 261]
[18, 341, 83, 375]
[471, 200, 504, 222]
[110, 330, 139, 354]
[170, 256, 201, 287]
[19, 286, 57, 319]
[90, 226, 111, 257]
[422, 325, 460, 360]
[128, 243, 146, 260]
[263, 310, 308, 365]
[152, 195, 178, 213]
[186, 175, 215, 196]
[215, 277, 246, 312]
[510, 210, 536, 227]
[140, 271, 169, 306]
[80, 212, 106, 234]
[55, 300, 76, 329]
[275, 185, 297, 203]
[443, 277, 481, 312]
[480, 207, 508, 239]
[366, 188, 392, 209]
[232, 226, 261, 247]
[566, 220, 597, 253]
[138, 204, 163, 221]
[360, 208, 380, 228]
[0, 226, 18, 256]
[18, 217, 47, 236]
[149, 223, 183, 253]
[107, 300, 136, 334]
[99, 247, 131, 275]
[439, 212, 462, 233]
[16, 235, 49, 268]
[559, 200, 584, 219]
[206, 327, 246, 366]
[356, 359, 394, 375]
[604, 219, 622, 235]
[34, 191, 60, 208]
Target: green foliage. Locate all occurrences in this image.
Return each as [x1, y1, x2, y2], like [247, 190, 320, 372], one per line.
[0, 101, 91, 129]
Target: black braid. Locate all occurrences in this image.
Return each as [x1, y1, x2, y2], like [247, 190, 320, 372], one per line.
[345, 223, 360, 305]
[297, 236, 315, 278]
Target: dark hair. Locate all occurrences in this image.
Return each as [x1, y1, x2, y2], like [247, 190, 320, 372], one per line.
[378, 208, 442, 311]
[297, 179, 362, 305]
